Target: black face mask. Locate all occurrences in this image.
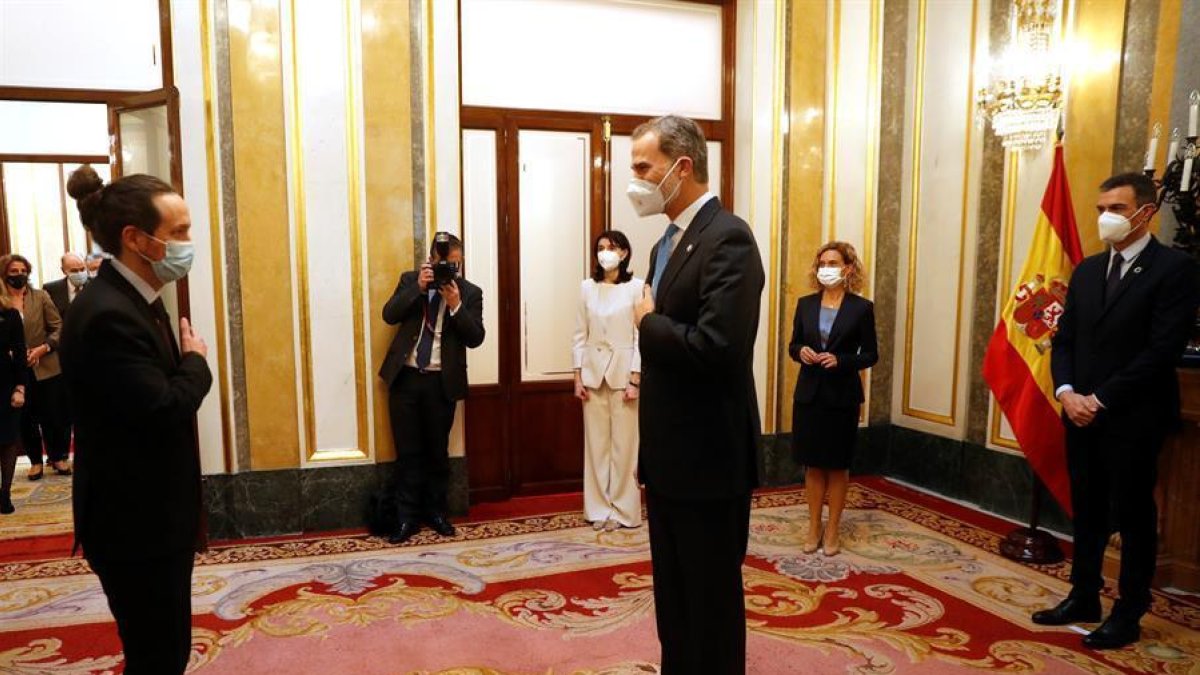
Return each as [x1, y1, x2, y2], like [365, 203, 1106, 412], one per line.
[5, 275, 28, 290]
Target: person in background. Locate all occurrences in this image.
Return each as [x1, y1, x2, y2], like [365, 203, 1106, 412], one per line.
[0, 255, 69, 480]
[45, 252, 89, 319]
[63, 164, 212, 674]
[0, 298, 27, 515]
[379, 233, 485, 544]
[787, 241, 877, 557]
[573, 230, 643, 532]
[85, 253, 107, 279]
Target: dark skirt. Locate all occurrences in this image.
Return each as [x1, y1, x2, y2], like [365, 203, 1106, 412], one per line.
[792, 400, 859, 470]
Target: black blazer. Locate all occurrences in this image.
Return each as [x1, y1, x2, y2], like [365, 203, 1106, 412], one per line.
[1051, 236, 1199, 429]
[0, 309, 28, 444]
[44, 277, 71, 319]
[60, 263, 213, 560]
[638, 197, 765, 500]
[788, 292, 878, 407]
[378, 272, 485, 401]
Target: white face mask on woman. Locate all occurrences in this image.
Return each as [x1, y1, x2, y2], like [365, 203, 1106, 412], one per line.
[626, 158, 684, 217]
[817, 266, 844, 287]
[597, 249, 622, 271]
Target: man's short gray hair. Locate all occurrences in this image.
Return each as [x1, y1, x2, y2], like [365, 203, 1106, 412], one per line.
[631, 115, 709, 184]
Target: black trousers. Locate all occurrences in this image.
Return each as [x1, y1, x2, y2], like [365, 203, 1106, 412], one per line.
[22, 374, 71, 465]
[388, 368, 455, 521]
[86, 551, 195, 675]
[646, 488, 753, 675]
[1065, 420, 1164, 618]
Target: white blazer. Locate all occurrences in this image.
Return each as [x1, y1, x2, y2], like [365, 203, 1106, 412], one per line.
[572, 277, 643, 390]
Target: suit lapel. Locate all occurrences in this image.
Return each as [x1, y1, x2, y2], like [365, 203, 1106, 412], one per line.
[1098, 237, 1160, 322]
[824, 294, 855, 349]
[98, 264, 176, 367]
[803, 295, 822, 347]
[657, 197, 720, 301]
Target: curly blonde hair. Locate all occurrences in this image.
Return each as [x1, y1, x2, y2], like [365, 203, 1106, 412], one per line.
[808, 241, 865, 293]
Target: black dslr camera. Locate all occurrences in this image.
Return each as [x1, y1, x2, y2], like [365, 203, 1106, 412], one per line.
[431, 232, 459, 289]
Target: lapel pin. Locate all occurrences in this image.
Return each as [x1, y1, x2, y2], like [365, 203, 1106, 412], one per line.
[686, 244, 694, 253]
[1133, 266, 1143, 274]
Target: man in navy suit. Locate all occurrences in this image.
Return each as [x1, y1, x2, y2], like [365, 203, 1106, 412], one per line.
[631, 115, 764, 674]
[1035, 172, 1199, 649]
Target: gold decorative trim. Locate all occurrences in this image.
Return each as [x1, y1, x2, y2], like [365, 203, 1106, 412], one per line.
[764, 0, 786, 434]
[863, 0, 881, 299]
[199, 0, 235, 472]
[287, 0, 370, 463]
[900, 0, 977, 427]
[988, 154, 1022, 451]
[423, 0, 438, 240]
[825, 0, 841, 243]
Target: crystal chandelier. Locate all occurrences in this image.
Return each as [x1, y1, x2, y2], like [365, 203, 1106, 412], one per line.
[976, 0, 1063, 151]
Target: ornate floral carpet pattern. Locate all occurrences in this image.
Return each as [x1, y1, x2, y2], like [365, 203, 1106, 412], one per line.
[1, 481, 1198, 674]
[0, 472, 74, 543]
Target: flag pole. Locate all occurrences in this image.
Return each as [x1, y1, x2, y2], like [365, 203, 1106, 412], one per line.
[1000, 474, 1065, 564]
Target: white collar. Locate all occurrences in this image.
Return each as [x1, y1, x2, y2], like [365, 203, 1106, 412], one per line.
[109, 258, 162, 304]
[672, 191, 716, 232]
[1112, 231, 1152, 262]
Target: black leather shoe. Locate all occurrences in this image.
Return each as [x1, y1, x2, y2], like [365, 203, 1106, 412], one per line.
[0, 492, 13, 515]
[427, 515, 457, 537]
[1032, 596, 1102, 625]
[387, 521, 420, 544]
[1083, 614, 1141, 650]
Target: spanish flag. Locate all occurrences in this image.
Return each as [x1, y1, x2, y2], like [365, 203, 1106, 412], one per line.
[982, 144, 1083, 515]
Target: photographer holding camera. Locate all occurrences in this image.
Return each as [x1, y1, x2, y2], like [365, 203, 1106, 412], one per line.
[379, 232, 485, 544]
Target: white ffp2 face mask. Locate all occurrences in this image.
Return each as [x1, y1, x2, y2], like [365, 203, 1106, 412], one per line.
[597, 250, 622, 271]
[817, 267, 844, 287]
[626, 158, 684, 217]
[1097, 205, 1148, 244]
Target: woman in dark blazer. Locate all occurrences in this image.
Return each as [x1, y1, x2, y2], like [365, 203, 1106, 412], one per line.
[0, 302, 27, 514]
[788, 241, 877, 556]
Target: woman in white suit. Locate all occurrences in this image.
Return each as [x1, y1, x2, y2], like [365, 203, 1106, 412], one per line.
[573, 230, 643, 531]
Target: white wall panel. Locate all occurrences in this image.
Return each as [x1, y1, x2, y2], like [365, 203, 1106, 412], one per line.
[460, 0, 722, 119]
[0, 0, 162, 90]
[462, 129, 500, 386]
[0, 102, 109, 157]
[283, 0, 372, 464]
[172, 0, 230, 473]
[892, 0, 984, 437]
[734, 0, 785, 431]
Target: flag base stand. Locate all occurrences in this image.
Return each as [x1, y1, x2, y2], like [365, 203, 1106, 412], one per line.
[1000, 475, 1066, 565]
[1000, 527, 1065, 564]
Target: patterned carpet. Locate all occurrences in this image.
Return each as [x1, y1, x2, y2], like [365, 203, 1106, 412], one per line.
[0, 471, 73, 542]
[1, 480, 1198, 674]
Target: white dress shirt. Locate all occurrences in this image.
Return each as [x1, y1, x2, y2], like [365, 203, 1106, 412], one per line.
[668, 191, 716, 252]
[405, 289, 461, 371]
[109, 258, 162, 305]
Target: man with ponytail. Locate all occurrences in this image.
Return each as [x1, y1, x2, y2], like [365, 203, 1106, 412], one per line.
[62, 165, 212, 675]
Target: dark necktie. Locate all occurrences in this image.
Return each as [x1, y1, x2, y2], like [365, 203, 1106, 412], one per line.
[651, 223, 680, 297]
[1105, 252, 1124, 303]
[150, 299, 181, 364]
[415, 292, 442, 370]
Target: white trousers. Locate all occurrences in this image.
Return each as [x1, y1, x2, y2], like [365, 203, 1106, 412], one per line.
[582, 383, 642, 526]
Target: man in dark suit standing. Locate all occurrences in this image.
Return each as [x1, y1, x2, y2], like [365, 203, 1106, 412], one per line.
[380, 233, 485, 544]
[44, 253, 89, 319]
[630, 115, 765, 674]
[62, 165, 212, 675]
[1035, 172, 1199, 649]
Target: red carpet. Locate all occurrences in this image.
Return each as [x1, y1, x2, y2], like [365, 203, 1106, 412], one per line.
[2, 479, 1197, 673]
